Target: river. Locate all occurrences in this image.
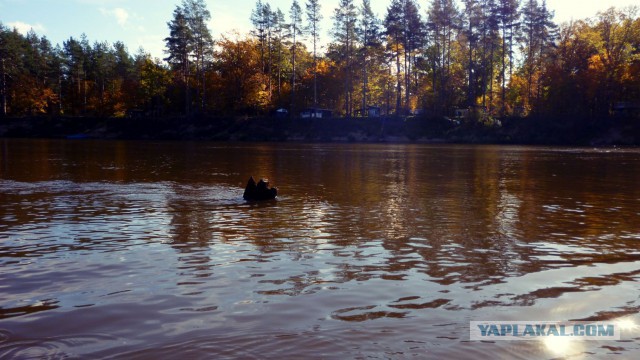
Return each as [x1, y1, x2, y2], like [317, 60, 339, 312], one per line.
[1, 139, 639, 358]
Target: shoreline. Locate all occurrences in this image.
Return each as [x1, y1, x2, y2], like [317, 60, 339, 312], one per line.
[1, 115, 639, 146]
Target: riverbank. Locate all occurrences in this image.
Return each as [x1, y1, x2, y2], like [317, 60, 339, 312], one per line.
[1, 115, 639, 145]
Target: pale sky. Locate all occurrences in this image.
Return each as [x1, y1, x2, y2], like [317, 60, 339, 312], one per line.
[1, 0, 637, 60]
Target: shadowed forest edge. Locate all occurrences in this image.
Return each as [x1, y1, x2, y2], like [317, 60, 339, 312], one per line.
[1, 0, 639, 145]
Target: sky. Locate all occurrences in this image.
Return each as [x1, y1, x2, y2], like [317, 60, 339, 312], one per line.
[1, 0, 638, 60]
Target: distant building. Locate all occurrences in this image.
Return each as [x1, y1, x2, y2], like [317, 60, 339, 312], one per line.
[454, 108, 469, 119]
[355, 106, 381, 118]
[275, 108, 288, 118]
[126, 109, 145, 119]
[613, 102, 640, 116]
[300, 108, 333, 118]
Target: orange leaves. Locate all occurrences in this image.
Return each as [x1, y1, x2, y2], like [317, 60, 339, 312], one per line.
[11, 75, 58, 115]
[211, 34, 269, 112]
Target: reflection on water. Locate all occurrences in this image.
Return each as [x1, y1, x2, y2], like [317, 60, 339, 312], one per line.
[1, 139, 639, 358]
[541, 336, 586, 358]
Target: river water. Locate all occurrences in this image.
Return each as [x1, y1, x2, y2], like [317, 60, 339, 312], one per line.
[0, 139, 639, 359]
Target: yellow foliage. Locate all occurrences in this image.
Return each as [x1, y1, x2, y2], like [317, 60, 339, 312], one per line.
[588, 54, 605, 72]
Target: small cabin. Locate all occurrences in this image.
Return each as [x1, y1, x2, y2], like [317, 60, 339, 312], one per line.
[275, 108, 288, 118]
[614, 102, 640, 116]
[126, 109, 146, 119]
[454, 108, 469, 119]
[300, 108, 333, 119]
[355, 106, 381, 118]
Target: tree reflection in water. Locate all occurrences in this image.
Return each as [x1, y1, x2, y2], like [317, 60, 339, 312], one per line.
[1, 140, 639, 358]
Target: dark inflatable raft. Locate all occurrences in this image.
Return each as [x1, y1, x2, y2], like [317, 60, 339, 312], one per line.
[243, 176, 278, 201]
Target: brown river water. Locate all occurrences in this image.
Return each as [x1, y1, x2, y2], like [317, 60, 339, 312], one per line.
[0, 139, 639, 359]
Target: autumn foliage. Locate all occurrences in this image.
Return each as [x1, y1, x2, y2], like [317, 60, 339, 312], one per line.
[1, 2, 638, 122]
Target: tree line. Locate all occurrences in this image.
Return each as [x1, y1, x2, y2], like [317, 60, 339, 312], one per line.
[1, 0, 639, 121]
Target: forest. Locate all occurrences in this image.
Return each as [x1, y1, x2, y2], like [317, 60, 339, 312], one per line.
[0, 0, 639, 125]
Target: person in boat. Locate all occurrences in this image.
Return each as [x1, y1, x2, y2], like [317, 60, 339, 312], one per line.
[243, 176, 277, 201]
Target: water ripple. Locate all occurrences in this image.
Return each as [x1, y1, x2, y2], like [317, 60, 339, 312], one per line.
[2, 141, 640, 358]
